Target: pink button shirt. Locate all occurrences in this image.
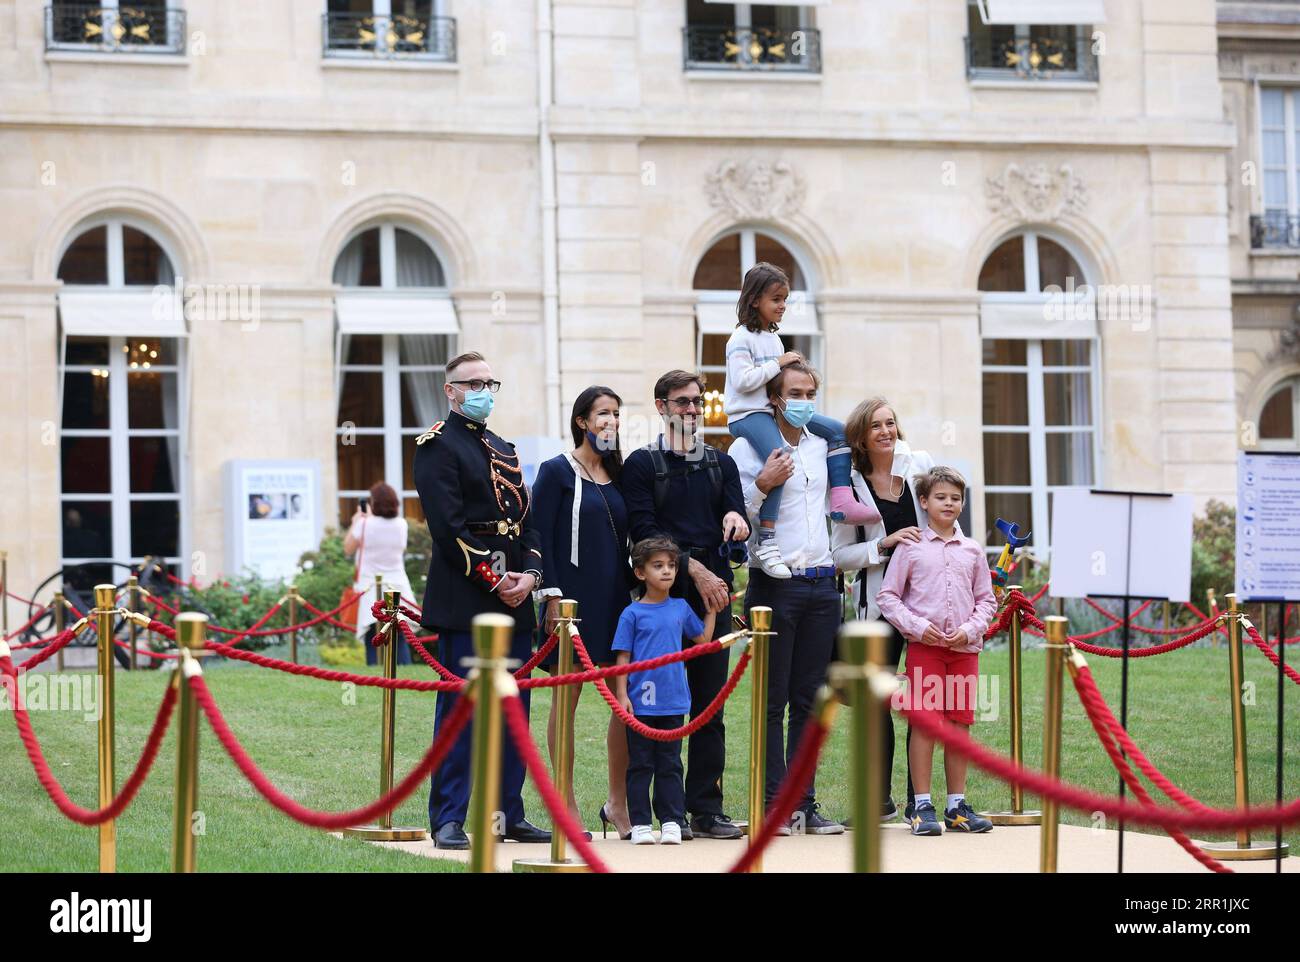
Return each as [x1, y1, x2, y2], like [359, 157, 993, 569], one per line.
[875, 524, 997, 654]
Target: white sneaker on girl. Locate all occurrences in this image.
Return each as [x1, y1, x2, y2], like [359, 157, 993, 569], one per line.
[660, 822, 682, 845]
[753, 538, 792, 579]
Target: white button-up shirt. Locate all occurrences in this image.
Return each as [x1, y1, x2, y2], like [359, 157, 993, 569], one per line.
[730, 428, 833, 572]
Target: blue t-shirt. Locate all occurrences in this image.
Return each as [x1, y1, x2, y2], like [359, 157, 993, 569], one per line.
[610, 598, 704, 717]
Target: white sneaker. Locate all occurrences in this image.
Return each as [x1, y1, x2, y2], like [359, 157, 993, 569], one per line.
[660, 822, 682, 845]
[773, 820, 793, 837]
[630, 824, 655, 845]
[753, 539, 792, 579]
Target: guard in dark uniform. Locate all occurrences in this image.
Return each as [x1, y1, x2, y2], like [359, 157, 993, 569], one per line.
[414, 351, 552, 850]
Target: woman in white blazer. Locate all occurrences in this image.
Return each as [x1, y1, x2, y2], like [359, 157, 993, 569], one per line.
[830, 397, 933, 822]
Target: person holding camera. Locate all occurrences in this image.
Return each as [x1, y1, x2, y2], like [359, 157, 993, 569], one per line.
[730, 359, 844, 835]
[621, 369, 750, 840]
[344, 481, 414, 666]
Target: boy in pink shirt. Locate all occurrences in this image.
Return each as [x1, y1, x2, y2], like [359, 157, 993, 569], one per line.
[876, 466, 997, 836]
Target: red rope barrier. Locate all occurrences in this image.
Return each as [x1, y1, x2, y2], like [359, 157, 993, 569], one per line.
[202, 636, 466, 692]
[190, 672, 473, 829]
[1068, 664, 1229, 873]
[14, 630, 76, 674]
[571, 631, 749, 741]
[1244, 624, 1300, 687]
[1, 656, 176, 825]
[517, 640, 724, 690]
[5, 605, 53, 642]
[396, 621, 458, 681]
[726, 714, 832, 874]
[513, 632, 558, 679]
[1007, 590, 1222, 656]
[897, 703, 1300, 831]
[500, 692, 612, 873]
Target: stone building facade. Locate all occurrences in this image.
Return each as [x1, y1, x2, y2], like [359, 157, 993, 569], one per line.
[0, 0, 1255, 605]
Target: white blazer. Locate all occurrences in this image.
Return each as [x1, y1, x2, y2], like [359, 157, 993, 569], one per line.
[830, 446, 936, 622]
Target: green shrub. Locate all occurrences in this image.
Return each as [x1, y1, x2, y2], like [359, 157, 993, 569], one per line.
[1192, 498, 1235, 609]
[164, 572, 287, 651]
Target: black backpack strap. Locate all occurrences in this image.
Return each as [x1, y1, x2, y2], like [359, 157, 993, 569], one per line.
[702, 444, 723, 508]
[646, 445, 671, 515]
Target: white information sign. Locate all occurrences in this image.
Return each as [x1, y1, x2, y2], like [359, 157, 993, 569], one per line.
[1049, 487, 1193, 601]
[1236, 451, 1300, 602]
[224, 460, 322, 581]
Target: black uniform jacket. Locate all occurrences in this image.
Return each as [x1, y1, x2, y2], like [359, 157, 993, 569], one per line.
[413, 409, 543, 633]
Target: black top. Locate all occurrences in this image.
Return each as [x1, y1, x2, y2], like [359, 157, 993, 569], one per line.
[865, 477, 918, 580]
[622, 436, 746, 615]
[413, 409, 543, 633]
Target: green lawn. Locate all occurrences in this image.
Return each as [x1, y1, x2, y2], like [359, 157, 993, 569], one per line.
[2, 635, 1297, 871]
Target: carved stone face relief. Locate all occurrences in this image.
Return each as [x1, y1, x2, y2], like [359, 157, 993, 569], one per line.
[986, 162, 1088, 222]
[706, 159, 806, 220]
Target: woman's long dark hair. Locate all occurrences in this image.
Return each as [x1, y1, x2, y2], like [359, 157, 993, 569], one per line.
[570, 386, 623, 482]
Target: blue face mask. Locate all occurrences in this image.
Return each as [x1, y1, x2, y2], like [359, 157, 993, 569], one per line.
[460, 388, 494, 422]
[586, 429, 615, 453]
[780, 399, 816, 429]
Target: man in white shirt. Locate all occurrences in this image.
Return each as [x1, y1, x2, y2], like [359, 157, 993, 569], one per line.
[730, 360, 844, 835]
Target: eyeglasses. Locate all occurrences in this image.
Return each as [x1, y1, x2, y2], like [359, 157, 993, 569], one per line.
[660, 396, 705, 410]
[449, 379, 503, 394]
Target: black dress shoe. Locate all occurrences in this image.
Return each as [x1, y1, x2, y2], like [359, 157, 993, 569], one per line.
[433, 821, 469, 850]
[504, 818, 552, 843]
[689, 813, 743, 839]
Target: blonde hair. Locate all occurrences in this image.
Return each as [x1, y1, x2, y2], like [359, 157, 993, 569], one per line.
[844, 397, 906, 475]
[915, 465, 966, 501]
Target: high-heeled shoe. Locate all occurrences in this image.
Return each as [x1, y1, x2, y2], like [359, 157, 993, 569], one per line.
[598, 804, 631, 841]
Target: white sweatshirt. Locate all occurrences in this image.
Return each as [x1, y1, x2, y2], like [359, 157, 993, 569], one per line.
[724, 326, 784, 423]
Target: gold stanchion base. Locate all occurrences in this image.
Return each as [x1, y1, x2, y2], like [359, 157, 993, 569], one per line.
[512, 857, 590, 873]
[987, 810, 1043, 826]
[1199, 841, 1290, 861]
[341, 824, 427, 841]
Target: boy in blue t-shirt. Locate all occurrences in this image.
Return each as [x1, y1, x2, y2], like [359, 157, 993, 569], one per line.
[612, 536, 717, 845]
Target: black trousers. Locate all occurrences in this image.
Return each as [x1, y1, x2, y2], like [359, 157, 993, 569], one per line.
[626, 716, 686, 827]
[746, 571, 840, 807]
[883, 622, 916, 806]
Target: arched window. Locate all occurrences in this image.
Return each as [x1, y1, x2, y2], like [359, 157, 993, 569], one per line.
[57, 218, 185, 590]
[979, 230, 1099, 556]
[692, 228, 820, 449]
[333, 222, 457, 525]
[1257, 377, 1299, 450]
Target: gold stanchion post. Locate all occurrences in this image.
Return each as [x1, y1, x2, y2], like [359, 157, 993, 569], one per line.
[343, 589, 425, 842]
[287, 584, 301, 664]
[837, 619, 894, 873]
[745, 605, 773, 870]
[54, 589, 66, 673]
[172, 612, 207, 873]
[1207, 588, 1220, 648]
[126, 575, 140, 670]
[989, 586, 1042, 826]
[1200, 595, 1289, 860]
[95, 583, 117, 873]
[468, 612, 513, 873]
[515, 599, 587, 872]
[1039, 616, 1067, 873]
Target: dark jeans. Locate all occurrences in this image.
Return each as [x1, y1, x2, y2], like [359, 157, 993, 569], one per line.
[427, 627, 533, 830]
[364, 624, 412, 667]
[883, 622, 915, 807]
[625, 716, 686, 827]
[745, 570, 840, 808]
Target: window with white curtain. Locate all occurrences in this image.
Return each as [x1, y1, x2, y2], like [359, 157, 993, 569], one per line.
[57, 221, 184, 591]
[1256, 88, 1300, 248]
[691, 227, 820, 450]
[979, 231, 1099, 558]
[333, 223, 455, 526]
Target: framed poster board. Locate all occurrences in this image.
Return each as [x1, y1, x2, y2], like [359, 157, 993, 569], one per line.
[1236, 451, 1300, 602]
[224, 460, 322, 581]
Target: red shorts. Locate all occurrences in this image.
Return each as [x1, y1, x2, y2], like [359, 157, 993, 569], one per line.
[901, 643, 979, 726]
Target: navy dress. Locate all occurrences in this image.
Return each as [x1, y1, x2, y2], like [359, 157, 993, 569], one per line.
[532, 454, 632, 666]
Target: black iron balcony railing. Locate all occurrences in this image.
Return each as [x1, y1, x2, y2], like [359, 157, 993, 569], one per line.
[683, 25, 821, 73]
[965, 33, 1098, 81]
[1251, 212, 1300, 249]
[322, 11, 456, 61]
[45, 4, 186, 54]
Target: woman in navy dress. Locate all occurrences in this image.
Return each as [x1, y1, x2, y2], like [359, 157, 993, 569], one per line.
[533, 386, 633, 838]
